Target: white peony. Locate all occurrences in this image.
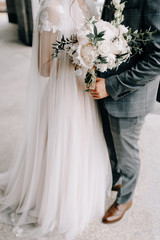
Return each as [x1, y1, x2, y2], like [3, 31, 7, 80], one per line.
[77, 43, 97, 69]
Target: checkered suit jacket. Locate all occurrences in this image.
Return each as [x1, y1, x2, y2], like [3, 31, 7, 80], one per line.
[100, 0, 160, 117]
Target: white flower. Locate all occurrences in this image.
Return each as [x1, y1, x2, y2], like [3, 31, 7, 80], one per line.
[112, 0, 121, 5]
[114, 9, 122, 19]
[65, 16, 132, 73]
[95, 20, 108, 32]
[107, 53, 116, 69]
[97, 63, 108, 72]
[103, 23, 119, 40]
[111, 36, 128, 55]
[97, 40, 111, 56]
[118, 25, 129, 35]
[77, 29, 91, 45]
[119, 2, 125, 11]
[114, 2, 125, 11]
[95, 21, 118, 38]
[114, 15, 124, 25]
[77, 43, 97, 69]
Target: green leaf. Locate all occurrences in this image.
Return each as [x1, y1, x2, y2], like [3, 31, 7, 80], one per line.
[94, 39, 97, 45]
[97, 31, 105, 38]
[84, 89, 90, 92]
[97, 37, 105, 41]
[127, 28, 132, 35]
[94, 25, 98, 36]
[92, 20, 98, 25]
[86, 33, 95, 39]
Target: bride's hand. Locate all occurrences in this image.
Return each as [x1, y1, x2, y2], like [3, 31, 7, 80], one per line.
[89, 77, 109, 99]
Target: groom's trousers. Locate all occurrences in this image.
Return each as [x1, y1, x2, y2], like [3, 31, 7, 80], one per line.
[98, 102, 145, 204]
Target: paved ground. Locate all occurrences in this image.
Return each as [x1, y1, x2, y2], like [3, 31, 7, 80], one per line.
[0, 13, 160, 240]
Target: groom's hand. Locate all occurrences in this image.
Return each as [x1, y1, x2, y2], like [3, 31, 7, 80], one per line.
[89, 77, 109, 99]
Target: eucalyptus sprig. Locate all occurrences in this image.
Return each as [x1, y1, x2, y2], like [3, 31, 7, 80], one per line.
[124, 28, 157, 55]
[52, 35, 78, 58]
[86, 25, 105, 46]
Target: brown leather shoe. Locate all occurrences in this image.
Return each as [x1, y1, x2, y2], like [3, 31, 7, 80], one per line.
[111, 184, 122, 191]
[102, 200, 132, 224]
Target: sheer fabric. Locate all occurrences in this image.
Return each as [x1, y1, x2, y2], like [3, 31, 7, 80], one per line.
[0, 1, 112, 239]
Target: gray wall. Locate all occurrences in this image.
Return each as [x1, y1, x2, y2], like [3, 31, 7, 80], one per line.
[6, 0, 35, 46]
[6, 0, 17, 23]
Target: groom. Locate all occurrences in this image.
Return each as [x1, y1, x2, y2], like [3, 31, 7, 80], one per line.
[90, 0, 160, 223]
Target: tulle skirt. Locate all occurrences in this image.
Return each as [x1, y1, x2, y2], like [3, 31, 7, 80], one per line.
[0, 55, 112, 240]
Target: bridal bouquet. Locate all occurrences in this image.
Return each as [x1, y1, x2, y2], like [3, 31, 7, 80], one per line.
[53, 0, 155, 89]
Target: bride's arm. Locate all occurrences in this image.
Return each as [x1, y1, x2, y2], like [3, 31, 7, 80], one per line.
[38, 31, 52, 77]
[38, 6, 59, 77]
[38, 31, 58, 77]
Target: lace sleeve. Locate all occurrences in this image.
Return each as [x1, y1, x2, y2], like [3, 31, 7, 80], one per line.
[38, 6, 63, 33]
[38, 5, 62, 77]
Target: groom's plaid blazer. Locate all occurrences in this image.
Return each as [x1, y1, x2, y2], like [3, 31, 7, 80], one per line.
[100, 0, 160, 117]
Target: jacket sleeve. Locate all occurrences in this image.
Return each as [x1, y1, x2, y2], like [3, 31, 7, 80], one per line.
[105, 0, 160, 101]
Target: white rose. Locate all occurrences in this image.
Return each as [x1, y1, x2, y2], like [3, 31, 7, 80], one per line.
[107, 53, 116, 69]
[95, 20, 108, 33]
[103, 23, 119, 40]
[118, 25, 129, 35]
[84, 21, 94, 32]
[111, 37, 128, 55]
[77, 29, 90, 45]
[97, 40, 111, 56]
[77, 43, 97, 69]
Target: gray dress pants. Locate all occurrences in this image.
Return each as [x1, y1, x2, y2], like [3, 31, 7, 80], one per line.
[99, 102, 145, 204]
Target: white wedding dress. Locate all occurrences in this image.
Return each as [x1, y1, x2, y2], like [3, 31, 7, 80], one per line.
[0, 0, 112, 239]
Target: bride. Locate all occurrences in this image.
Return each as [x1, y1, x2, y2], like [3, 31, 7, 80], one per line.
[0, 0, 112, 239]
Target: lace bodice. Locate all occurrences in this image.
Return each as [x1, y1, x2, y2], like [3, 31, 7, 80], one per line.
[38, 5, 64, 33]
[38, 1, 90, 35]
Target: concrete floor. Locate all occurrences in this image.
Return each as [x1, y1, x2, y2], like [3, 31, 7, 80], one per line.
[0, 13, 160, 240]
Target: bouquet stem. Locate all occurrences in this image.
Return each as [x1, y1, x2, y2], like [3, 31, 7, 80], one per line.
[84, 68, 97, 92]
